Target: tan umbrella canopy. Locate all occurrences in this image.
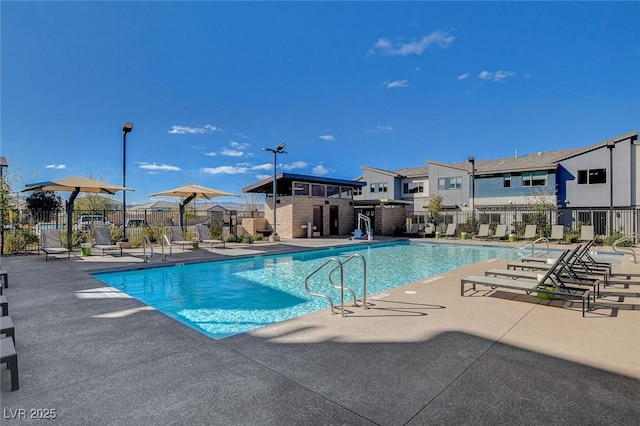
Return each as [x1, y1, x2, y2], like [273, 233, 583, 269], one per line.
[149, 184, 237, 227]
[22, 177, 133, 250]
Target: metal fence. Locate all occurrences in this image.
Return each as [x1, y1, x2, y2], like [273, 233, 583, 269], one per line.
[1, 208, 242, 255]
[409, 207, 640, 240]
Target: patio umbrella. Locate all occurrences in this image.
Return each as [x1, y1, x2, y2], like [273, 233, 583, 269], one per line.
[149, 184, 237, 227]
[22, 177, 133, 250]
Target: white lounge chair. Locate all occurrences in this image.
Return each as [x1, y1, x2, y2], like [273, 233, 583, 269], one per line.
[549, 225, 565, 243]
[196, 224, 225, 249]
[443, 223, 457, 238]
[92, 226, 122, 256]
[476, 224, 491, 239]
[489, 224, 507, 240]
[40, 229, 70, 261]
[521, 224, 537, 240]
[579, 225, 595, 242]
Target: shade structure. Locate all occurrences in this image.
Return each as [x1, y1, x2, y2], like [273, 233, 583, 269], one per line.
[22, 177, 133, 251]
[149, 184, 237, 227]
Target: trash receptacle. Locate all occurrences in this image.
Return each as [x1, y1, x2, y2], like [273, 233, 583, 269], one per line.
[192, 241, 199, 249]
[435, 231, 441, 239]
[508, 233, 516, 242]
[460, 232, 467, 240]
[81, 243, 92, 256]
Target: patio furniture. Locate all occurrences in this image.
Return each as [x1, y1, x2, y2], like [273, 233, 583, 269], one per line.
[0, 295, 7, 316]
[196, 224, 225, 249]
[579, 225, 595, 242]
[476, 224, 491, 240]
[0, 337, 19, 391]
[489, 224, 507, 240]
[549, 225, 565, 243]
[40, 229, 70, 261]
[443, 223, 457, 238]
[521, 224, 537, 240]
[92, 226, 122, 256]
[0, 315, 15, 344]
[170, 226, 193, 250]
[461, 250, 591, 316]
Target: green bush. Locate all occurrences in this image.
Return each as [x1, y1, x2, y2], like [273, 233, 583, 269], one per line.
[241, 234, 254, 244]
[4, 229, 39, 253]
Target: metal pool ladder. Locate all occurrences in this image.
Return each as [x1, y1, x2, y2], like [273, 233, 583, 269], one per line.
[304, 254, 368, 318]
[142, 236, 154, 263]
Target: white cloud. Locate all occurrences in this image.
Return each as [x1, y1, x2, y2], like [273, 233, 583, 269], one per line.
[230, 141, 249, 149]
[256, 174, 271, 180]
[202, 165, 249, 175]
[252, 163, 273, 171]
[138, 162, 181, 172]
[168, 124, 222, 134]
[312, 165, 329, 175]
[457, 73, 470, 80]
[368, 31, 455, 56]
[365, 125, 394, 134]
[204, 152, 217, 157]
[281, 161, 308, 171]
[386, 79, 409, 88]
[220, 148, 245, 157]
[46, 164, 66, 169]
[319, 135, 335, 141]
[478, 70, 516, 82]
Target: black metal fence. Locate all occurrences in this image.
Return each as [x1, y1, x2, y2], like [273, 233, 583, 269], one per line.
[1, 208, 242, 255]
[408, 207, 639, 242]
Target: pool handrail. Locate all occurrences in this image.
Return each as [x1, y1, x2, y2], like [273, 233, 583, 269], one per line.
[161, 233, 172, 261]
[496, 236, 549, 260]
[613, 233, 639, 263]
[328, 253, 368, 310]
[305, 257, 343, 316]
[143, 236, 154, 263]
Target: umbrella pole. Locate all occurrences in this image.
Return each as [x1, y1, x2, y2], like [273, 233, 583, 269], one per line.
[67, 189, 80, 251]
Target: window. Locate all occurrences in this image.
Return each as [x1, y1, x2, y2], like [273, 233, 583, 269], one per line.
[403, 182, 424, 194]
[503, 174, 511, 188]
[326, 185, 340, 198]
[522, 171, 547, 187]
[293, 183, 309, 196]
[352, 187, 362, 196]
[578, 168, 607, 185]
[370, 183, 388, 193]
[311, 184, 325, 197]
[438, 177, 462, 190]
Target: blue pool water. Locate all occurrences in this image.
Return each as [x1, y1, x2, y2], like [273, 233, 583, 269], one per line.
[94, 241, 511, 339]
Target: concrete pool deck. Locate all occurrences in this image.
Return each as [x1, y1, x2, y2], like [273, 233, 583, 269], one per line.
[1, 237, 639, 424]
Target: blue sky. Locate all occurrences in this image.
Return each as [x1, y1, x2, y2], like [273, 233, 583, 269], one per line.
[2, 1, 639, 205]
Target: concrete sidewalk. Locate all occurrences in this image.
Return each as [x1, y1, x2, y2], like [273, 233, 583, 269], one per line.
[1, 238, 639, 425]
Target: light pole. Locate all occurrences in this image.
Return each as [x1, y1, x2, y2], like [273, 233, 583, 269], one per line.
[0, 157, 8, 258]
[122, 122, 133, 242]
[606, 140, 615, 235]
[467, 156, 475, 235]
[262, 143, 287, 241]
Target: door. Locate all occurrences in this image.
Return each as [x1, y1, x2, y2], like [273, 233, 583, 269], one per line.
[329, 206, 339, 235]
[313, 206, 323, 236]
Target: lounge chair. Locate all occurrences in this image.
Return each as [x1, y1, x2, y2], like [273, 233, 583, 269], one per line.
[489, 224, 507, 240]
[549, 225, 565, 243]
[521, 224, 537, 240]
[507, 241, 610, 287]
[40, 229, 70, 261]
[579, 225, 595, 242]
[443, 223, 457, 238]
[196, 224, 225, 249]
[170, 226, 193, 250]
[92, 226, 122, 256]
[461, 250, 591, 316]
[476, 224, 490, 240]
[484, 246, 600, 300]
[0, 337, 19, 391]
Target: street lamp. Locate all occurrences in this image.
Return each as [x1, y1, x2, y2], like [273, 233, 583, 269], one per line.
[467, 156, 475, 235]
[0, 157, 8, 258]
[262, 143, 287, 241]
[606, 140, 615, 235]
[122, 122, 134, 242]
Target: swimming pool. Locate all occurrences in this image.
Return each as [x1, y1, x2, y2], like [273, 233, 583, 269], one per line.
[94, 241, 511, 339]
